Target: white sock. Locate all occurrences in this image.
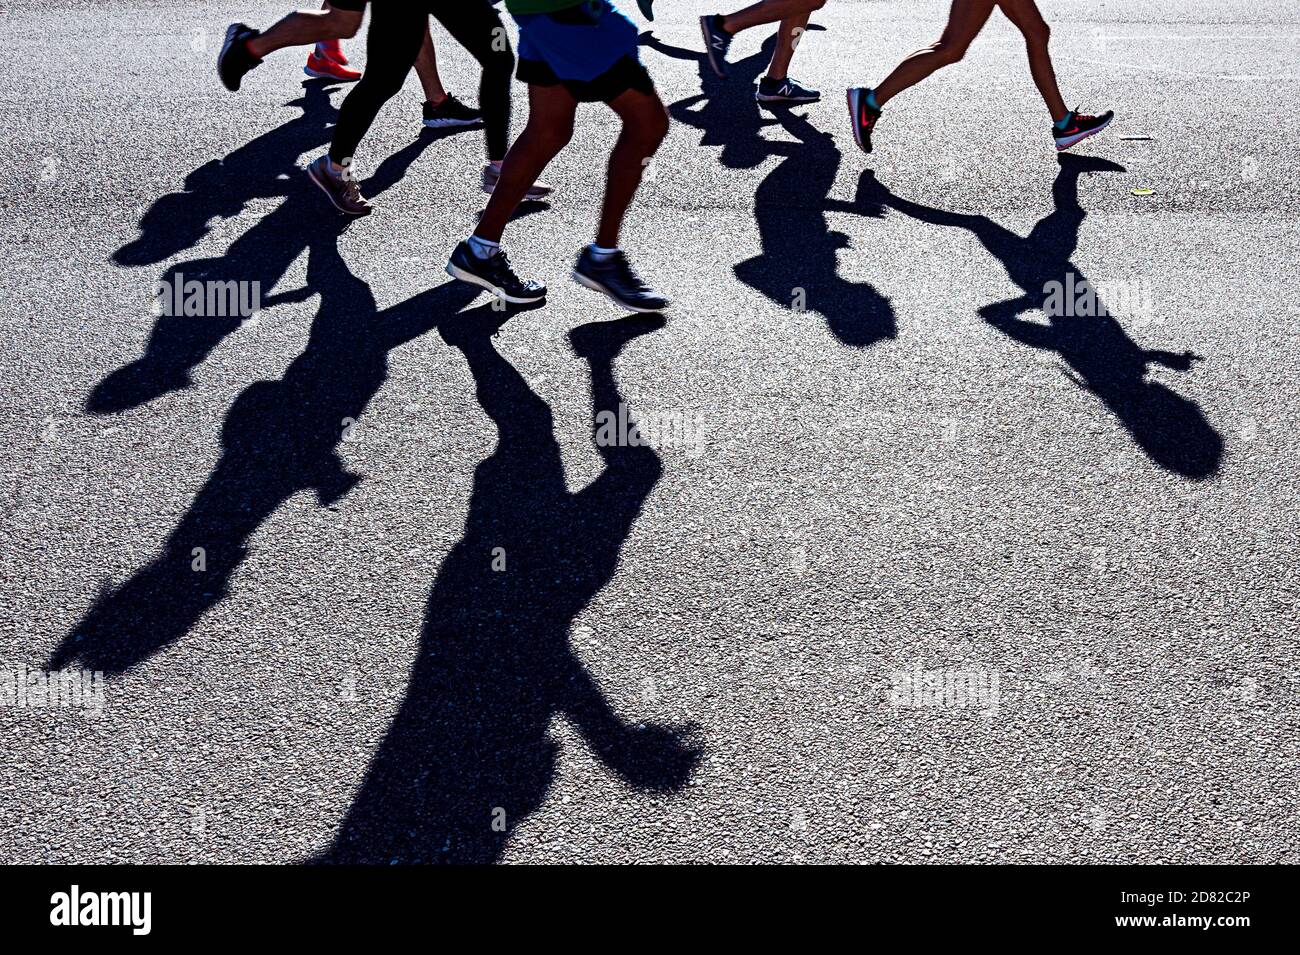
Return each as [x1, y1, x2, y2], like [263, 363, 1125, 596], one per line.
[589, 244, 619, 262]
[467, 235, 500, 260]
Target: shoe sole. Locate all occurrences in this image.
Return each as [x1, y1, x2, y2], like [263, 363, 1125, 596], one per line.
[700, 17, 726, 78]
[422, 117, 484, 129]
[846, 88, 873, 154]
[572, 270, 668, 314]
[756, 93, 821, 104]
[1055, 115, 1114, 151]
[306, 163, 372, 216]
[445, 261, 546, 305]
[304, 66, 360, 82]
[218, 24, 246, 92]
[479, 180, 552, 202]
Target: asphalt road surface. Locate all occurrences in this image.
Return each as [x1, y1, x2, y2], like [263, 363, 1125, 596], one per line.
[1, 0, 1297, 863]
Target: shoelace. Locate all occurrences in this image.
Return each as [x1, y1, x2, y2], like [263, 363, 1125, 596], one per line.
[340, 177, 365, 203]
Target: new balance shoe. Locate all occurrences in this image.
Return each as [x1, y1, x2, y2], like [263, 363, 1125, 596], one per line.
[218, 23, 262, 92]
[700, 15, 733, 78]
[756, 76, 820, 104]
[482, 162, 552, 202]
[445, 242, 547, 304]
[846, 87, 882, 154]
[305, 51, 361, 82]
[1054, 109, 1115, 151]
[572, 247, 669, 313]
[306, 156, 372, 216]
[422, 95, 484, 129]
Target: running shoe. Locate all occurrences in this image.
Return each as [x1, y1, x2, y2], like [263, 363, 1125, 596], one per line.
[756, 76, 820, 104]
[422, 95, 484, 129]
[306, 156, 372, 216]
[305, 51, 361, 82]
[218, 23, 262, 92]
[572, 247, 669, 313]
[445, 242, 547, 304]
[1054, 109, 1115, 151]
[700, 15, 733, 78]
[318, 38, 348, 65]
[482, 163, 553, 202]
[846, 87, 882, 154]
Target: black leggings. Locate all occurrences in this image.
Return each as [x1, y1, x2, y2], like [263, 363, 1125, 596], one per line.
[330, 0, 513, 165]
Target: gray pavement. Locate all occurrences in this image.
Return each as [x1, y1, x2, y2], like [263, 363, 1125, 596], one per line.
[0, 0, 1297, 863]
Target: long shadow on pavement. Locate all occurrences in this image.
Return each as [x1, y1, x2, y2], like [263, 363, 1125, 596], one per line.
[316, 310, 701, 863]
[49, 227, 482, 674]
[93, 83, 466, 414]
[844, 155, 1222, 479]
[644, 28, 896, 348]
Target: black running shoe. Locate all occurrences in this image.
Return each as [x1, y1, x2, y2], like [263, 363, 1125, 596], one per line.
[846, 86, 882, 154]
[446, 241, 547, 304]
[422, 94, 484, 129]
[573, 247, 669, 313]
[218, 23, 262, 92]
[1054, 108, 1115, 151]
[700, 15, 733, 78]
[756, 76, 820, 104]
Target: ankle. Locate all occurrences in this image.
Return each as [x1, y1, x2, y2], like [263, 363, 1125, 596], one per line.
[426, 92, 448, 108]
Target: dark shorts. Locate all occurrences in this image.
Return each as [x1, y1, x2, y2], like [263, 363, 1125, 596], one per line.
[514, 0, 655, 103]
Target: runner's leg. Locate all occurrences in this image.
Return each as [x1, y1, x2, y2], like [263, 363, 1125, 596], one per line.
[246, 3, 362, 59]
[329, 4, 426, 167]
[997, 0, 1068, 121]
[874, 0, 996, 105]
[429, 0, 515, 162]
[596, 88, 669, 249]
[474, 83, 578, 244]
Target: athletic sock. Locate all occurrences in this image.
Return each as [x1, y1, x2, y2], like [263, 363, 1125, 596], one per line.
[865, 89, 880, 111]
[467, 235, 500, 260]
[589, 244, 619, 263]
[1054, 111, 1075, 131]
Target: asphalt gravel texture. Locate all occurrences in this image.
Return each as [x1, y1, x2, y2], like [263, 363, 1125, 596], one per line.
[1, 0, 1297, 863]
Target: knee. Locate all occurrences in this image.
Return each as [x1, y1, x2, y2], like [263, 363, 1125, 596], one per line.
[1023, 18, 1050, 47]
[930, 38, 969, 66]
[531, 118, 574, 155]
[645, 105, 670, 148]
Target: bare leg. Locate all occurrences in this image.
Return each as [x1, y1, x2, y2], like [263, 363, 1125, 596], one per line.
[720, 0, 820, 35]
[474, 85, 578, 244]
[873, 0, 995, 105]
[596, 89, 670, 248]
[997, 0, 1069, 121]
[414, 21, 448, 105]
[765, 14, 810, 80]
[245, 4, 362, 59]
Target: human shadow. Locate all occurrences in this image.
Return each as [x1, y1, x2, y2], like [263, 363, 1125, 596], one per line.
[846, 155, 1222, 479]
[646, 29, 895, 348]
[49, 229, 486, 675]
[93, 88, 465, 415]
[316, 311, 700, 863]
